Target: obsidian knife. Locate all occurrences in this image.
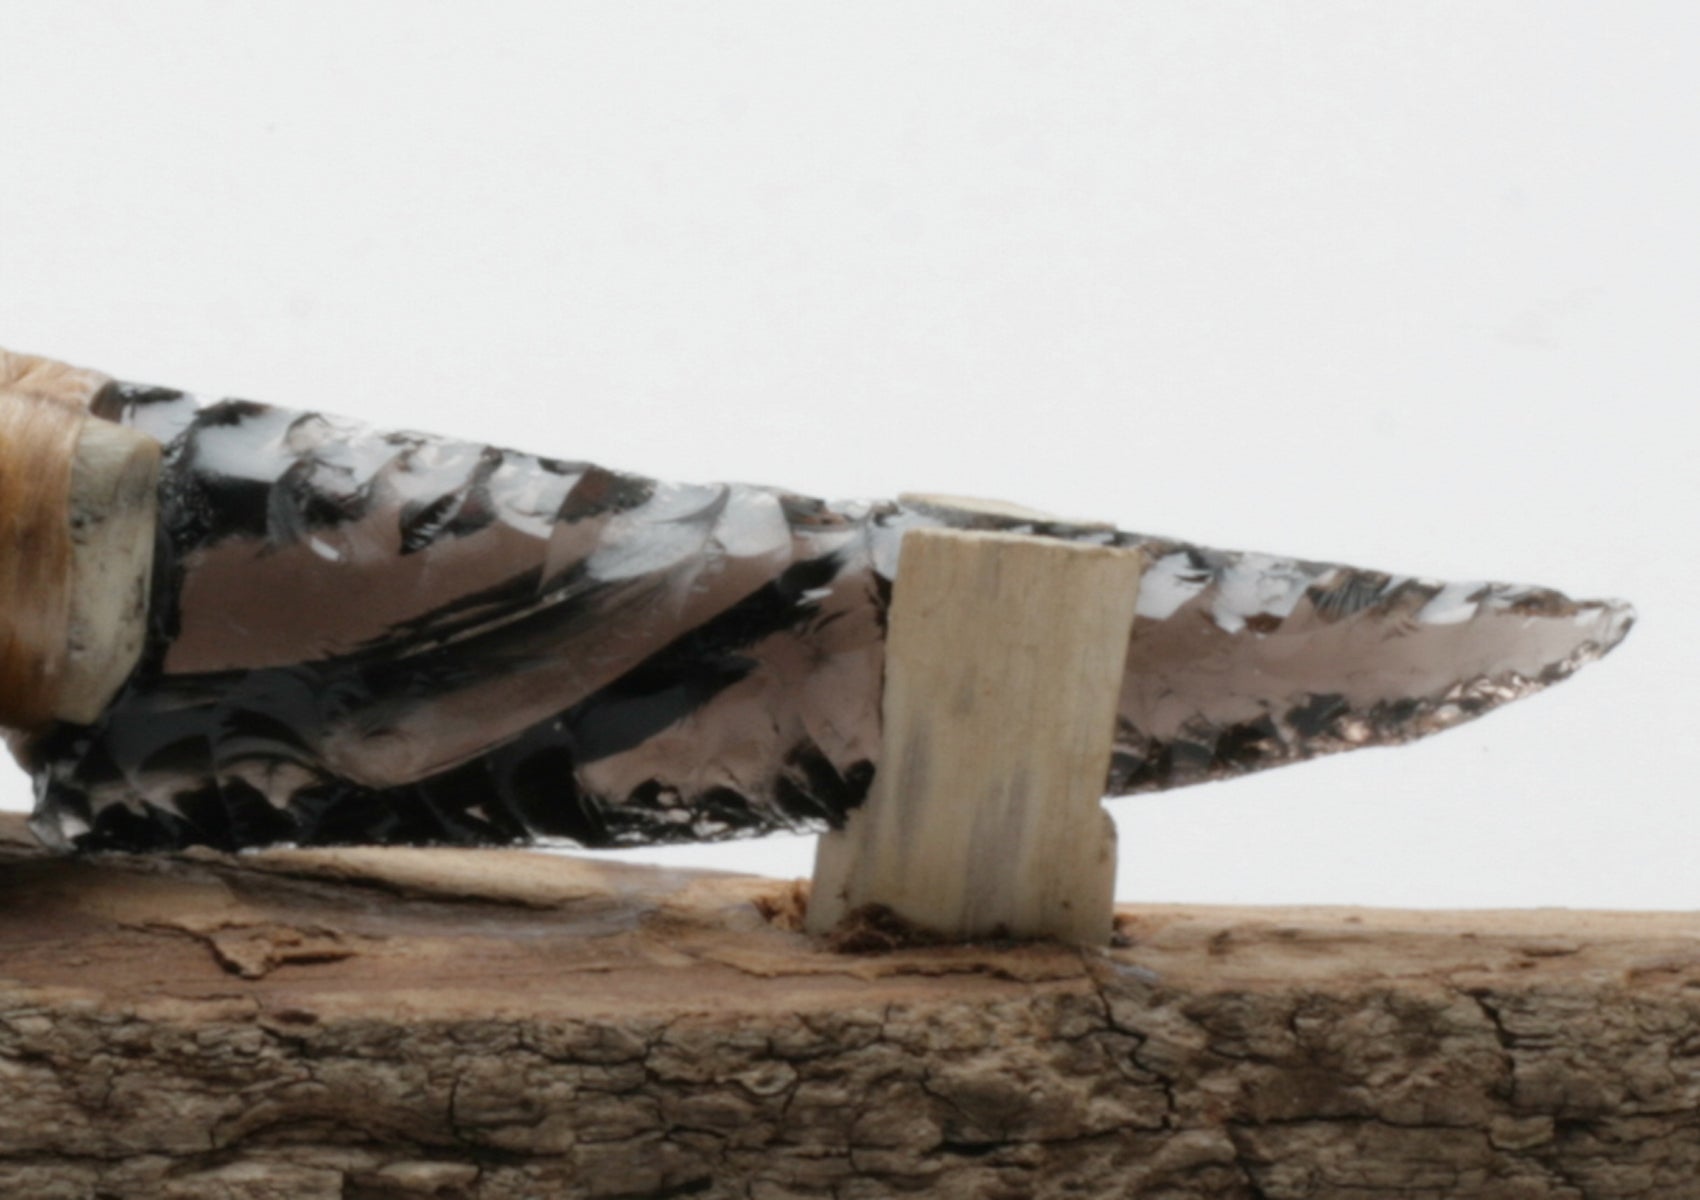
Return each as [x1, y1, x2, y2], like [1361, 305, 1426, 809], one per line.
[0, 353, 1633, 853]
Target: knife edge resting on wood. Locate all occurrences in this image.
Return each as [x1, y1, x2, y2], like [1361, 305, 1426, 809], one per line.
[0, 348, 1633, 855]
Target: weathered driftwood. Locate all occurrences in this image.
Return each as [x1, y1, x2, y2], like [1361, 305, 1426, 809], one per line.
[1, 814, 1698, 1199]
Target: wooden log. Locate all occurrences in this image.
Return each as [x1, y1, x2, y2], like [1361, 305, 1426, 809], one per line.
[809, 527, 1142, 944]
[2, 814, 1698, 1199]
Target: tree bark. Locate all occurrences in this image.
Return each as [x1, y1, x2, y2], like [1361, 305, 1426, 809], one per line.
[0, 813, 1696, 1200]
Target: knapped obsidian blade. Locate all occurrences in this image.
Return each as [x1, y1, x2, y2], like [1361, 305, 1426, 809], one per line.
[22, 384, 1632, 852]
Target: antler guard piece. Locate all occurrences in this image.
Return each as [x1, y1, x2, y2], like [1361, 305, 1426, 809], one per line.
[0, 351, 159, 732]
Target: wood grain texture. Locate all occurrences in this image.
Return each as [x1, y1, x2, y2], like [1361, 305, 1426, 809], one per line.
[810, 528, 1142, 944]
[2, 816, 1698, 1199]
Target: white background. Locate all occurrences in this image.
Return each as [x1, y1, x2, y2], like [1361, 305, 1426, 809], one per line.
[1, 3, 1692, 909]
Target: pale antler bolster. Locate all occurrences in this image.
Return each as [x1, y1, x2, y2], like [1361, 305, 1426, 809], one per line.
[0, 350, 159, 729]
